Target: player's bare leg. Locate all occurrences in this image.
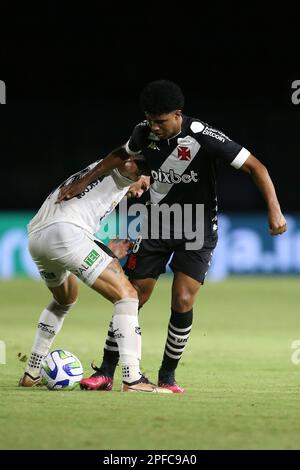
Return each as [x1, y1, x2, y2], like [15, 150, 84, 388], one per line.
[158, 272, 201, 393]
[104, 273, 200, 393]
[122, 275, 199, 392]
[19, 239, 131, 388]
[19, 274, 78, 387]
[131, 278, 157, 307]
[80, 261, 170, 393]
[91, 277, 157, 389]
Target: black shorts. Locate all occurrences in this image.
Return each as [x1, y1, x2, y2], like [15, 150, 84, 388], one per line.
[124, 235, 218, 283]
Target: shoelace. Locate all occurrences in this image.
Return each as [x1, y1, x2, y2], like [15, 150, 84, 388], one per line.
[139, 374, 150, 384]
[140, 374, 158, 386]
[91, 362, 100, 372]
[90, 362, 108, 378]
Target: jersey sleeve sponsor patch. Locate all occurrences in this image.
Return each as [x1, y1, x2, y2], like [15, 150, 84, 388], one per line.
[200, 123, 250, 167]
[190, 121, 205, 133]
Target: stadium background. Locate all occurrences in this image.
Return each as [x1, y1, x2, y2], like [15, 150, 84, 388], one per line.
[0, 5, 299, 279]
[0, 4, 299, 452]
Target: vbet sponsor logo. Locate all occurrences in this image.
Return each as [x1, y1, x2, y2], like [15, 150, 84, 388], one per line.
[0, 80, 6, 104]
[291, 80, 300, 105]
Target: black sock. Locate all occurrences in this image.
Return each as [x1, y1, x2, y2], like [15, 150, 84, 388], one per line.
[159, 308, 193, 381]
[99, 320, 119, 377]
[100, 350, 119, 377]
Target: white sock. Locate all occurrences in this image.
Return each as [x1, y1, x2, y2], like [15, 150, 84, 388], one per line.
[26, 299, 75, 377]
[113, 298, 142, 383]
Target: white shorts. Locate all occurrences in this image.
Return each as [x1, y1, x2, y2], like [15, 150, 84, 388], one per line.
[28, 223, 114, 287]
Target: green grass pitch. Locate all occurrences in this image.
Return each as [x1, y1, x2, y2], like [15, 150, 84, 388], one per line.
[0, 276, 299, 450]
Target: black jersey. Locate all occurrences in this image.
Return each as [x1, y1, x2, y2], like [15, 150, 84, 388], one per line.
[125, 115, 250, 238]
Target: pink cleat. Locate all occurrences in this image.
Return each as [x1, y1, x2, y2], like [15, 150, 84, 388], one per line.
[158, 370, 185, 394]
[80, 364, 113, 391]
[80, 374, 113, 391]
[157, 381, 185, 394]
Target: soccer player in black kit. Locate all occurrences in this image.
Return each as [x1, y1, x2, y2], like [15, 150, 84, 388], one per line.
[58, 80, 287, 393]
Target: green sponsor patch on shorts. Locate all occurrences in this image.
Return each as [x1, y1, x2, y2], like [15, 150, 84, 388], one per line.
[84, 249, 100, 267]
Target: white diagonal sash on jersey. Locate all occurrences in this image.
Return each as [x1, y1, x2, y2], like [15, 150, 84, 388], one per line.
[150, 136, 200, 204]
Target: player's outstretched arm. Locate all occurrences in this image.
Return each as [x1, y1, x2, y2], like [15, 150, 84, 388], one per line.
[56, 146, 131, 203]
[240, 154, 287, 235]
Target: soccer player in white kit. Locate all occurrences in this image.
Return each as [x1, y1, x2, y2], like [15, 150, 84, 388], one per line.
[19, 159, 169, 393]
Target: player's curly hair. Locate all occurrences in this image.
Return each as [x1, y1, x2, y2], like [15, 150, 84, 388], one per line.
[140, 80, 184, 115]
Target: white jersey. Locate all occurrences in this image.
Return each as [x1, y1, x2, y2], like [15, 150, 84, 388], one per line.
[27, 160, 133, 236]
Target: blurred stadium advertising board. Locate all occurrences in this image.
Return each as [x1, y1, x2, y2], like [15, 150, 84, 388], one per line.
[0, 213, 299, 280]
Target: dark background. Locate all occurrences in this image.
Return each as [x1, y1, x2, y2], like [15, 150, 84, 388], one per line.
[0, 4, 299, 212]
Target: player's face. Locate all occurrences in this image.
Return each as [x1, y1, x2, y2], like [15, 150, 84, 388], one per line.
[146, 111, 182, 140]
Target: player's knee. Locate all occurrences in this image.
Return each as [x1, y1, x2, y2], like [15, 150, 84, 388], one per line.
[172, 291, 194, 312]
[130, 280, 152, 307]
[52, 291, 78, 306]
[50, 276, 78, 306]
[119, 284, 138, 301]
[138, 291, 151, 307]
[48, 298, 77, 316]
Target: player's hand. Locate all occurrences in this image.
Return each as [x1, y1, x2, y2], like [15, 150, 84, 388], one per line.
[268, 210, 287, 235]
[108, 237, 133, 259]
[56, 179, 88, 203]
[127, 176, 150, 199]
